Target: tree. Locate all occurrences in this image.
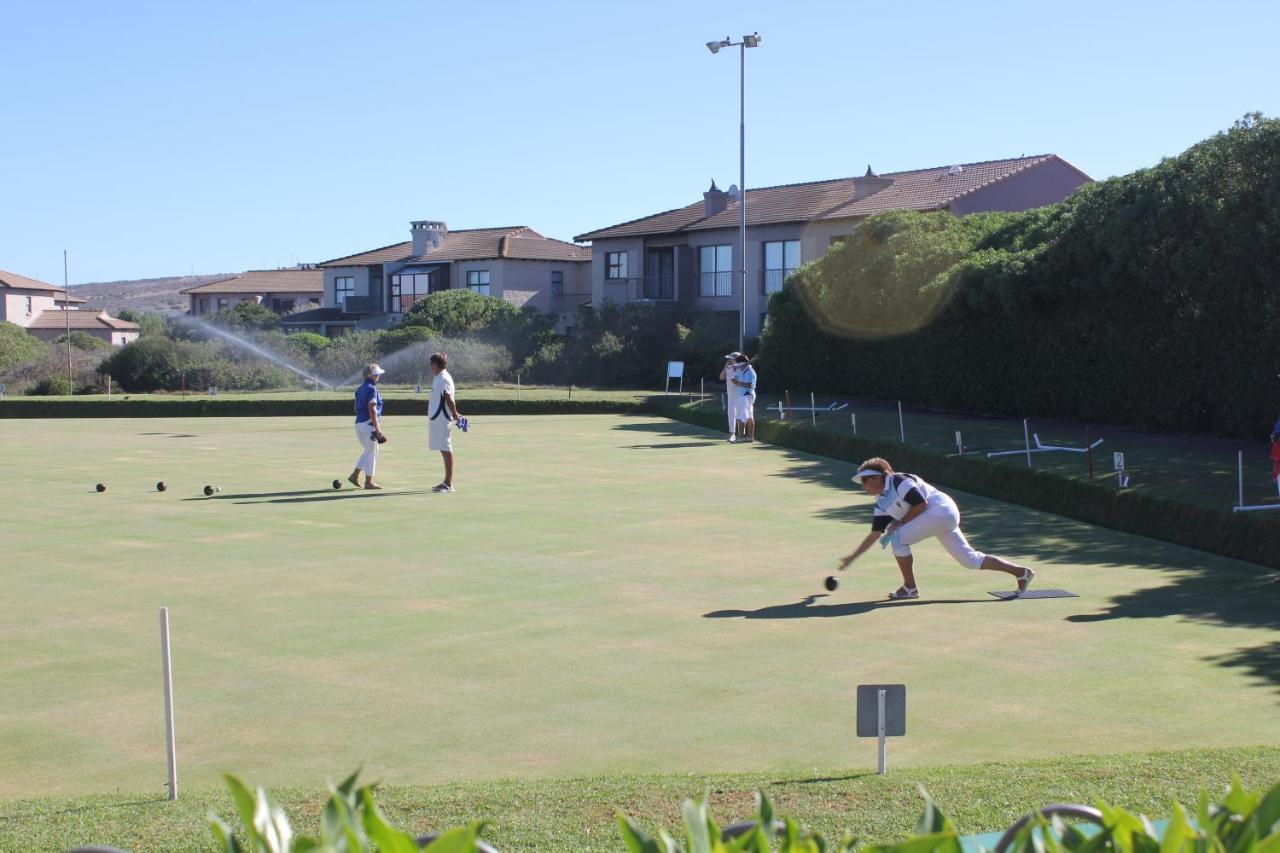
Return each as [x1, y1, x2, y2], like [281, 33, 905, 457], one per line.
[54, 330, 112, 351]
[211, 300, 281, 331]
[0, 321, 48, 374]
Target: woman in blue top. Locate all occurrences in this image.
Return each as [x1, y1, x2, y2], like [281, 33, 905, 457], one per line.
[348, 363, 386, 490]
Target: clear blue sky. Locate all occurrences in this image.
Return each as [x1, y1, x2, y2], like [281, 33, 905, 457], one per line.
[2, 0, 1277, 284]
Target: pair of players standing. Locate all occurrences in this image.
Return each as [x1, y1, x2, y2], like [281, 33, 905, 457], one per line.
[350, 352, 461, 493]
[719, 352, 757, 443]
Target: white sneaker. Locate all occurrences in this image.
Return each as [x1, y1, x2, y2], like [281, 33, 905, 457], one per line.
[727, 435, 737, 443]
[887, 586, 919, 600]
[432, 483, 454, 493]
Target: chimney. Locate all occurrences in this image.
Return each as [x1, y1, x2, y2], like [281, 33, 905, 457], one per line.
[851, 165, 893, 202]
[703, 181, 729, 218]
[411, 220, 448, 256]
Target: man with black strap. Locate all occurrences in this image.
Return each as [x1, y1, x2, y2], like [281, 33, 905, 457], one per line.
[428, 352, 461, 493]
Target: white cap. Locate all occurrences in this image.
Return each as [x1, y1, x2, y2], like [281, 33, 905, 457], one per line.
[723, 351, 742, 360]
[364, 363, 386, 378]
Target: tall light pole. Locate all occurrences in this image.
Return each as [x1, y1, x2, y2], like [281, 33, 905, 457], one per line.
[706, 32, 761, 353]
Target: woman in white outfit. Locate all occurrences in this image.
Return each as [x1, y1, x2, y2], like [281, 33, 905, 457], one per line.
[836, 457, 1035, 599]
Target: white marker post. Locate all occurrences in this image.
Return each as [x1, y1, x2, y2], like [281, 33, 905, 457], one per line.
[777, 401, 786, 421]
[1023, 419, 1032, 467]
[159, 607, 178, 801]
[877, 689, 887, 774]
[700, 377, 704, 401]
[810, 392, 817, 427]
[956, 430, 963, 455]
[1238, 451, 1244, 509]
[897, 401, 905, 443]
[851, 413, 857, 435]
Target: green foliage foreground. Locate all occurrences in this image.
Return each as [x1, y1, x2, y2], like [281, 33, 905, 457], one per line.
[204, 767, 1280, 853]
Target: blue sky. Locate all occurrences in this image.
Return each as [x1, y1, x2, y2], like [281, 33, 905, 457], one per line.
[2, 0, 1277, 284]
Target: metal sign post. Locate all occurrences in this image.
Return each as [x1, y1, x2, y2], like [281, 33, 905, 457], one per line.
[856, 684, 905, 775]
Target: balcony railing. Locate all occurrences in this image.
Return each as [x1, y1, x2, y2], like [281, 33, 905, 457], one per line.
[602, 276, 678, 303]
[698, 271, 734, 297]
[762, 268, 796, 295]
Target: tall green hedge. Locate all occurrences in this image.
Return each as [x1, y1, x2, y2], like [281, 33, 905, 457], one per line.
[0, 397, 643, 418]
[759, 115, 1280, 439]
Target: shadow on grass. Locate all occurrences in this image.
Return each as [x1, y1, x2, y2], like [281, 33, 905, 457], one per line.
[619, 417, 1280, 689]
[625, 441, 722, 450]
[182, 489, 335, 501]
[704, 593, 991, 619]
[237, 489, 437, 505]
[0, 796, 166, 820]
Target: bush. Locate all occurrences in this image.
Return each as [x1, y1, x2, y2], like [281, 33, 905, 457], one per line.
[53, 330, 111, 351]
[24, 376, 73, 396]
[99, 336, 298, 392]
[284, 331, 331, 359]
[760, 114, 1280, 438]
[211, 300, 282, 331]
[400, 290, 555, 363]
[0, 321, 47, 374]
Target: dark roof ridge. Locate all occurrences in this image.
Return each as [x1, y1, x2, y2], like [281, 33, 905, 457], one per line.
[740, 153, 1053, 195]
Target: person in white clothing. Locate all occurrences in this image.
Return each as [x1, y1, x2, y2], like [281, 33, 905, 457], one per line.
[719, 352, 741, 442]
[836, 457, 1035, 599]
[729, 353, 757, 442]
[428, 352, 461, 492]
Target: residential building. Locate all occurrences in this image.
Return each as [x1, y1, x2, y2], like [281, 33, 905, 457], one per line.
[0, 268, 139, 345]
[26, 310, 141, 346]
[574, 155, 1091, 337]
[182, 268, 324, 317]
[1, 268, 87, 324]
[282, 221, 591, 337]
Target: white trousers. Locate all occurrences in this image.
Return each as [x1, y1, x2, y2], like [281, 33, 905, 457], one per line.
[354, 422, 378, 476]
[734, 394, 755, 422]
[891, 496, 986, 570]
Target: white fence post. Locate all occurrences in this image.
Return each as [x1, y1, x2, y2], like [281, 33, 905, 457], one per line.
[159, 607, 178, 801]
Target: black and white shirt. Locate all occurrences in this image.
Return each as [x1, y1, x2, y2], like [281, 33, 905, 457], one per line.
[870, 473, 941, 532]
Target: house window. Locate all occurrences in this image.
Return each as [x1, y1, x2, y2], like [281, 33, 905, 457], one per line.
[606, 252, 628, 280]
[199, 297, 210, 314]
[699, 245, 733, 297]
[763, 240, 801, 294]
[551, 270, 564, 297]
[467, 270, 491, 296]
[217, 298, 230, 311]
[390, 273, 430, 312]
[334, 276, 354, 308]
[25, 296, 33, 315]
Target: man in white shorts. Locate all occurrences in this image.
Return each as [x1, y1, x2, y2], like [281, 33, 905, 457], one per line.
[730, 353, 757, 442]
[718, 352, 741, 442]
[428, 352, 461, 492]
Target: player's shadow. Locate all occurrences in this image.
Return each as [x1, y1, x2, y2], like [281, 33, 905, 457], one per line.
[182, 489, 333, 501]
[625, 441, 721, 450]
[236, 489, 437, 504]
[704, 594, 990, 619]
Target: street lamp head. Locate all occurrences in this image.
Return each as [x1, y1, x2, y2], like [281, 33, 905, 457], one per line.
[706, 38, 730, 54]
[743, 32, 761, 48]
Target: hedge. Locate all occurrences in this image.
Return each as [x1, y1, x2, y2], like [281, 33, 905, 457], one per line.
[657, 400, 1280, 570]
[0, 397, 645, 418]
[758, 115, 1280, 439]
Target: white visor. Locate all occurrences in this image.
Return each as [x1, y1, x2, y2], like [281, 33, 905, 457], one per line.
[852, 468, 886, 483]
[368, 365, 386, 376]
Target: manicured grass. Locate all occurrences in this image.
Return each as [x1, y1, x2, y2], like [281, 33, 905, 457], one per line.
[1, 747, 1277, 852]
[1, 415, 1277, 842]
[2, 384, 657, 404]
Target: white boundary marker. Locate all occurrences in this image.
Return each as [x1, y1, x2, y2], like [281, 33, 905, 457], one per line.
[159, 607, 178, 801]
[851, 413, 857, 434]
[897, 401, 905, 443]
[987, 432, 1104, 461]
[1234, 449, 1280, 511]
[776, 400, 848, 421]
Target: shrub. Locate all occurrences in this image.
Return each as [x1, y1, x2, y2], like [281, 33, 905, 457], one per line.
[24, 376, 74, 396]
[759, 114, 1280, 438]
[284, 331, 331, 359]
[53, 330, 112, 351]
[400, 290, 555, 363]
[211, 300, 282, 331]
[0, 321, 47, 374]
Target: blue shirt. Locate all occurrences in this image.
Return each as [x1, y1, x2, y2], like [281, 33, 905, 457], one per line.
[737, 365, 757, 396]
[354, 380, 383, 424]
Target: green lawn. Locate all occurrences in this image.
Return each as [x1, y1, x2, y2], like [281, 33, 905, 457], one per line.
[4, 384, 657, 404]
[1, 747, 1276, 852]
[0, 415, 1276, 825]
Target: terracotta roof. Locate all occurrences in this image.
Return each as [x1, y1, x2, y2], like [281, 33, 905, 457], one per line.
[321, 226, 591, 268]
[27, 310, 140, 331]
[181, 269, 324, 295]
[0, 268, 86, 302]
[575, 155, 1085, 241]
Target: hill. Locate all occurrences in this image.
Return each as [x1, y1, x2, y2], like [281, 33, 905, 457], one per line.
[69, 273, 233, 315]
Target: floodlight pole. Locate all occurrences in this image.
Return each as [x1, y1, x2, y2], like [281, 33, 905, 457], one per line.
[64, 250, 72, 389]
[707, 33, 760, 353]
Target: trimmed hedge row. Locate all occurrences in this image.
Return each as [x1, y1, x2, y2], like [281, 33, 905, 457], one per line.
[658, 401, 1280, 570]
[0, 397, 644, 418]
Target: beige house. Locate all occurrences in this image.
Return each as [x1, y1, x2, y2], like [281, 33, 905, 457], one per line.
[575, 155, 1092, 336]
[1, 268, 87, 324]
[26, 310, 140, 346]
[0, 268, 138, 345]
[283, 221, 591, 336]
[182, 268, 324, 317]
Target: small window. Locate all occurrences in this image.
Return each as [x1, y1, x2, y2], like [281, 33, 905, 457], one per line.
[334, 276, 355, 308]
[217, 298, 230, 311]
[25, 296, 33, 315]
[606, 252, 628, 280]
[699, 245, 733, 297]
[467, 270, 491, 296]
[551, 270, 564, 297]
